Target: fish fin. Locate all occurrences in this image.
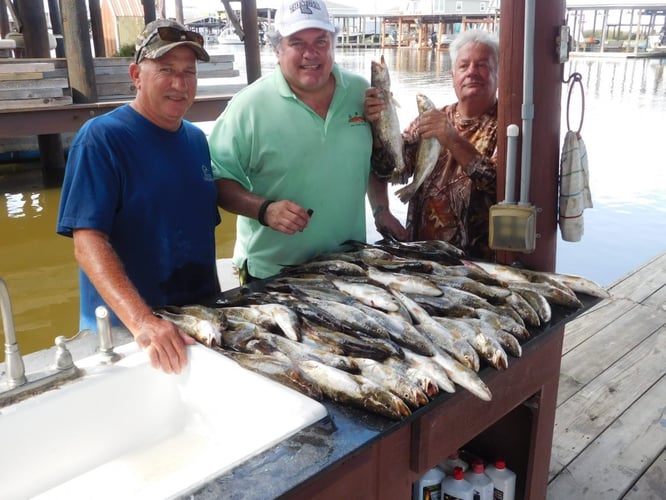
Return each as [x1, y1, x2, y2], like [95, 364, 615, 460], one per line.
[390, 170, 409, 184]
[394, 183, 416, 203]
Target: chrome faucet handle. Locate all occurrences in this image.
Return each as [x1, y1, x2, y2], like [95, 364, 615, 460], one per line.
[54, 336, 75, 370]
[95, 306, 121, 364]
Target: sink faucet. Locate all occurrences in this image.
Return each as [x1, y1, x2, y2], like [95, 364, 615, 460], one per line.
[96, 306, 121, 364]
[1, 277, 26, 388]
[1, 277, 81, 408]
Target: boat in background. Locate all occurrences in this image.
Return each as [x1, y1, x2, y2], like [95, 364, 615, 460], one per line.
[218, 22, 267, 46]
[218, 26, 244, 45]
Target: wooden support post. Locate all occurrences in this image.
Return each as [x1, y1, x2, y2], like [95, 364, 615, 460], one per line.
[142, 0, 156, 25]
[222, 0, 244, 41]
[496, 0, 565, 273]
[18, 0, 65, 176]
[241, 0, 261, 84]
[89, 0, 105, 57]
[174, 0, 184, 25]
[46, 0, 65, 57]
[61, 0, 98, 103]
[0, 1, 10, 37]
[0, 2, 10, 58]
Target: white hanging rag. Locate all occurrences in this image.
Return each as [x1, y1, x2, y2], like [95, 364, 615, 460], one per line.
[558, 130, 593, 242]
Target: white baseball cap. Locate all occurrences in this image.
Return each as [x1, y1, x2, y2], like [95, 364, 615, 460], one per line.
[274, 0, 337, 37]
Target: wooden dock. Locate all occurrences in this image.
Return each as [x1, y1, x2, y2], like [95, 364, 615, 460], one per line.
[548, 252, 666, 499]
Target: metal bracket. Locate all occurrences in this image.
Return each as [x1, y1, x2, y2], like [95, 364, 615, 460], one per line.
[556, 25, 571, 63]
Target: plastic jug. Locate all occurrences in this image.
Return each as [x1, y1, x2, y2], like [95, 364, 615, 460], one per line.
[413, 465, 446, 500]
[440, 466, 473, 500]
[438, 451, 469, 475]
[464, 461, 494, 500]
[484, 459, 516, 500]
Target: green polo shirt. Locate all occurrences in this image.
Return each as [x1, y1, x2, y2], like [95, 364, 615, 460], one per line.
[209, 63, 373, 279]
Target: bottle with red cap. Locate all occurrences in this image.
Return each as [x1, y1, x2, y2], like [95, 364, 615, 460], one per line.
[440, 466, 473, 500]
[464, 461, 494, 500]
[412, 465, 445, 500]
[438, 451, 469, 475]
[484, 459, 516, 500]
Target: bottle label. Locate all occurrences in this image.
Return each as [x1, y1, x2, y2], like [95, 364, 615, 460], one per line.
[422, 484, 442, 500]
[443, 495, 464, 500]
[473, 490, 481, 500]
[493, 488, 504, 500]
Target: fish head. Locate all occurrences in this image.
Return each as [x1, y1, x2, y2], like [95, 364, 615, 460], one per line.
[416, 93, 436, 114]
[370, 56, 390, 90]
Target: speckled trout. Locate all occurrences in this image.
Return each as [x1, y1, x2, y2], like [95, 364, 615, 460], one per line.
[370, 55, 407, 184]
[395, 93, 441, 202]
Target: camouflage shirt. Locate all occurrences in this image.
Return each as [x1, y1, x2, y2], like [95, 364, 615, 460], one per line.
[375, 101, 498, 260]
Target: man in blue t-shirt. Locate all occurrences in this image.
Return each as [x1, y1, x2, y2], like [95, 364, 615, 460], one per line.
[57, 19, 220, 374]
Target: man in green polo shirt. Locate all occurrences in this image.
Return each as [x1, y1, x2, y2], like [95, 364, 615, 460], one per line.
[208, 0, 405, 283]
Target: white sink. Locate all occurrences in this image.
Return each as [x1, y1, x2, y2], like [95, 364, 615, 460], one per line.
[0, 343, 327, 500]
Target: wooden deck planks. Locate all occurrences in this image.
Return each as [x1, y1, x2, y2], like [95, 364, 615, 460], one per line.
[557, 301, 664, 404]
[550, 325, 665, 475]
[623, 449, 666, 500]
[560, 299, 634, 355]
[609, 253, 666, 304]
[548, 376, 666, 499]
[548, 252, 666, 500]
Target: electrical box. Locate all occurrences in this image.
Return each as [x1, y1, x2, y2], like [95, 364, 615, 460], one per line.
[557, 25, 571, 63]
[489, 203, 537, 253]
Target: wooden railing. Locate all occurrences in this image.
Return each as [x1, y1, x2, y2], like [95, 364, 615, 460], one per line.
[0, 55, 244, 145]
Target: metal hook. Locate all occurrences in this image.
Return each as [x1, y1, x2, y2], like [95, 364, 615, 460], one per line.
[563, 72, 585, 135]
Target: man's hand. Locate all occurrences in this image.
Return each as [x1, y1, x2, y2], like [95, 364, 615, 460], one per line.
[261, 199, 312, 234]
[373, 206, 408, 241]
[364, 87, 387, 123]
[417, 108, 457, 149]
[133, 313, 196, 374]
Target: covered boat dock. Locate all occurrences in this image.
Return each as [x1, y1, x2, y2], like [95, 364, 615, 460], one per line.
[566, 1, 666, 55]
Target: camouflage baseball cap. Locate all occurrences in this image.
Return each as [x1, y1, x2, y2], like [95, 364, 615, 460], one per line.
[135, 19, 210, 63]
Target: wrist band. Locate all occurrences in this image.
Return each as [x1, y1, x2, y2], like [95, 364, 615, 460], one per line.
[257, 199, 274, 226]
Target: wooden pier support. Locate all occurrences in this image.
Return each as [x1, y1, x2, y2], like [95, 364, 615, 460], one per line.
[60, 0, 97, 103]
[240, 0, 262, 84]
[496, 0, 565, 273]
[18, 0, 66, 179]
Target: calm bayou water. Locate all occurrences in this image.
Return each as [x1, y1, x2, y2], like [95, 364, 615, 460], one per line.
[1, 45, 665, 358]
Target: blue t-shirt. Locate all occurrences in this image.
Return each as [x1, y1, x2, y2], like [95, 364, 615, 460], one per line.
[57, 104, 220, 331]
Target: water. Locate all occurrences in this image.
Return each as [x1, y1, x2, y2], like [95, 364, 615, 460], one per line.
[1, 45, 665, 358]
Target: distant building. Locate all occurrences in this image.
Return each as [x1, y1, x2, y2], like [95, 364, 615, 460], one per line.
[100, 0, 144, 56]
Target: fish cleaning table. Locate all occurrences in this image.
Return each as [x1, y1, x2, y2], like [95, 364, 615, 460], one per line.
[183, 292, 599, 499]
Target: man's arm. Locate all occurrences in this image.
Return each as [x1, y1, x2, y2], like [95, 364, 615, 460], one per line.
[72, 229, 194, 373]
[215, 178, 311, 235]
[366, 171, 408, 240]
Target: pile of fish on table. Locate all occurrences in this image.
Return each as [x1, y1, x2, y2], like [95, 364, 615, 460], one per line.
[155, 237, 610, 421]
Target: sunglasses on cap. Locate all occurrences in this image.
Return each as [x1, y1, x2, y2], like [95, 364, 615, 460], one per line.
[135, 26, 205, 63]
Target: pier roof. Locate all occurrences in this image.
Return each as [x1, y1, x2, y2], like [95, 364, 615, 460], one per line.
[567, 1, 666, 8]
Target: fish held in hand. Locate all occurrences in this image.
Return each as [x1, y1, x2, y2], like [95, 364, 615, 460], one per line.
[370, 55, 407, 184]
[395, 93, 441, 202]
